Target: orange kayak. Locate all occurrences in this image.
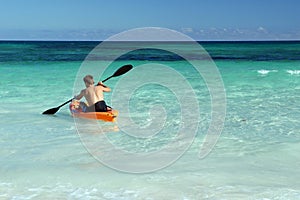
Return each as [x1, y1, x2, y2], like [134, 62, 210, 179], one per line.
[69, 100, 118, 122]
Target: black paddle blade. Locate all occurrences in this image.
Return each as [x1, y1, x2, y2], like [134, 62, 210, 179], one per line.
[112, 64, 133, 77]
[42, 107, 59, 115]
[42, 99, 72, 115]
[102, 64, 133, 83]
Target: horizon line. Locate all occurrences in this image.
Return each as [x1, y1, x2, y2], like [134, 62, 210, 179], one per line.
[1, 39, 300, 42]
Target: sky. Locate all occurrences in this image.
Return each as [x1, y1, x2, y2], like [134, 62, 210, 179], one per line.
[0, 0, 300, 41]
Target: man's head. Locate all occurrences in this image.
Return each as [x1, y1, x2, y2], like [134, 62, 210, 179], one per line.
[83, 75, 94, 86]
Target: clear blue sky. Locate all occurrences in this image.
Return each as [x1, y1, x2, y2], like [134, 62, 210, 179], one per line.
[0, 0, 299, 40]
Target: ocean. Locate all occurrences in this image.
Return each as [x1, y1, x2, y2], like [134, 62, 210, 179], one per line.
[0, 41, 299, 199]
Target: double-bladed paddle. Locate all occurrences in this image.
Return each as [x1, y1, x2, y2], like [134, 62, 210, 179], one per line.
[42, 64, 133, 115]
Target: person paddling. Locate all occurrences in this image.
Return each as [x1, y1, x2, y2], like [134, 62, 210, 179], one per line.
[74, 75, 112, 112]
[42, 64, 132, 115]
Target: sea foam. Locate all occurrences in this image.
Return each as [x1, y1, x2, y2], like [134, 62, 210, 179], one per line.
[257, 69, 278, 75]
[286, 70, 300, 75]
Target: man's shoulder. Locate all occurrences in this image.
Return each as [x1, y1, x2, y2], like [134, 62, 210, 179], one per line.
[95, 85, 104, 89]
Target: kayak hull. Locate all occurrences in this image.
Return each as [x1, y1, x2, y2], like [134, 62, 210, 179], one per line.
[69, 100, 118, 122]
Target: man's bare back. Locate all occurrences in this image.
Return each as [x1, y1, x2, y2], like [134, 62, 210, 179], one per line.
[80, 85, 106, 106]
[74, 75, 111, 112]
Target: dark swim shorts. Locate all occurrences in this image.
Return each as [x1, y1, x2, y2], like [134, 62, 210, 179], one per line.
[86, 100, 108, 112]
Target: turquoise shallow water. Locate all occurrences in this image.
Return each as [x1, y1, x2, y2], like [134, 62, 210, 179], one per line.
[0, 41, 300, 199]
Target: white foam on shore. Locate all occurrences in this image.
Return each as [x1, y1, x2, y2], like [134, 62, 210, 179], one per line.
[0, 181, 142, 200]
[1, 180, 300, 200]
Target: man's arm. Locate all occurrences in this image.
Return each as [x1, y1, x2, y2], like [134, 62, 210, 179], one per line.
[74, 90, 84, 100]
[97, 82, 111, 92]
